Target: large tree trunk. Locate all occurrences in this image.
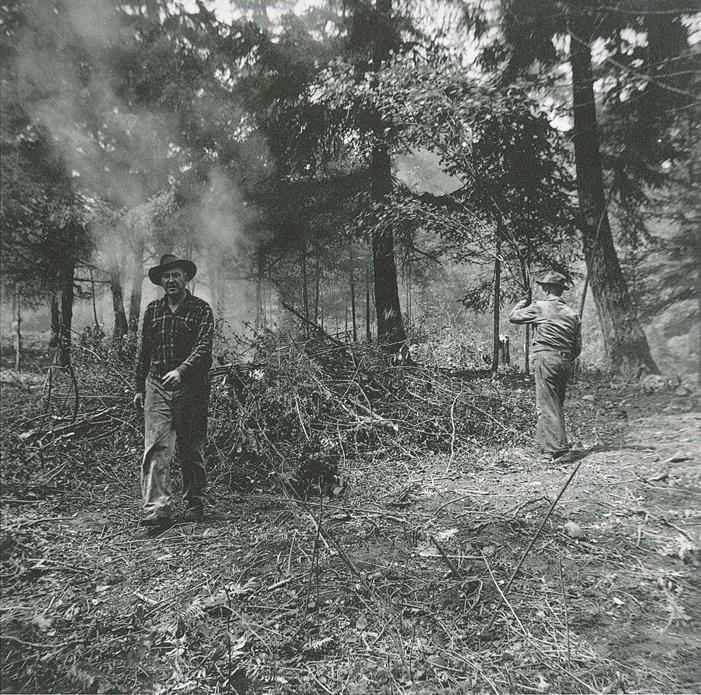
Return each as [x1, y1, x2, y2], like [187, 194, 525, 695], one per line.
[569, 13, 659, 373]
[128, 239, 144, 336]
[109, 263, 128, 339]
[370, 0, 406, 352]
[49, 292, 60, 348]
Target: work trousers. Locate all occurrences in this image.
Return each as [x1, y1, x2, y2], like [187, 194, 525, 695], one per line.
[533, 351, 572, 456]
[141, 374, 209, 519]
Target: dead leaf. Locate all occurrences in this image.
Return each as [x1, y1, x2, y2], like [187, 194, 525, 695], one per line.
[564, 521, 584, 539]
[417, 544, 440, 558]
[31, 614, 53, 632]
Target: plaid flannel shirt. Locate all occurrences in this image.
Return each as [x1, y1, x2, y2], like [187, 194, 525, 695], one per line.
[136, 290, 214, 393]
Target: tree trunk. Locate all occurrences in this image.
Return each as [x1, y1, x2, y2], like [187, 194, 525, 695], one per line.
[49, 292, 60, 348]
[491, 235, 501, 373]
[301, 248, 309, 338]
[371, 169, 406, 351]
[569, 13, 659, 373]
[370, 0, 406, 353]
[128, 238, 144, 336]
[314, 254, 320, 323]
[524, 325, 530, 374]
[58, 263, 74, 367]
[209, 256, 218, 318]
[349, 261, 358, 342]
[405, 264, 412, 326]
[109, 263, 128, 339]
[256, 253, 265, 331]
[13, 285, 22, 371]
[365, 265, 372, 342]
[89, 268, 99, 329]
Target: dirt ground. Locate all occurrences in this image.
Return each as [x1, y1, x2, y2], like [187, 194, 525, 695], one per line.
[1, 372, 699, 694]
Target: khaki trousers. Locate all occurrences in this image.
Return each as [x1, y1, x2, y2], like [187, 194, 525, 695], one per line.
[141, 374, 209, 519]
[533, 351, 572, 456]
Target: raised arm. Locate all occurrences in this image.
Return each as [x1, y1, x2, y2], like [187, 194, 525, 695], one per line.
[509, 300, 539, 325]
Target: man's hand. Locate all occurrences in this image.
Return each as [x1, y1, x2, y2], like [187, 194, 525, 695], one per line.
[133, 392, 144, 410]
[161, 369, 183, 389]
[514, 298, 529, 309]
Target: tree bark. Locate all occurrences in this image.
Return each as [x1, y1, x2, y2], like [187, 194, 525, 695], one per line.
[365, 265, 372, 342]
[109, 263, 128, 339]
[301, 248, 309, 338]
[491, 235, 501, 373]
[349, 258, 358, 342]
[89, 268, 100, 329]
[370, 0, 406, 353]
[13, 285, 22, 371]
[49, 292, 60, 348]
[524, 325, 530, 374]
[569, 13, 659, 373]
[128, 238, 144, 336]
[314, 253, 320, 323]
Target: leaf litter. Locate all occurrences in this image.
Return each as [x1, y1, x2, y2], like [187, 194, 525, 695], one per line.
[0, 352, 699, 693]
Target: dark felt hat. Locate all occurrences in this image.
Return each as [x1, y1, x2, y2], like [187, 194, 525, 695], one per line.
[148, 254, 197, 285]
[535, 270, 569, 288]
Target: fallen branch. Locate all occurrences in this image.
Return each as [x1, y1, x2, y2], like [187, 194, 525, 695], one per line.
[430, 535, 463, 580]
[484, 458, 586, 633]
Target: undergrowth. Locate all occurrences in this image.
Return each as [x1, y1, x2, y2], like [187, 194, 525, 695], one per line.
[1, 331, 698, 694]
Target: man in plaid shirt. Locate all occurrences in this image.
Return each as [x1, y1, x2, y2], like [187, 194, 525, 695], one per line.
[134, 254, 214, 528]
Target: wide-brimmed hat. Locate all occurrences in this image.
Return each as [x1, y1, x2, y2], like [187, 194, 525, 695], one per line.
[535, 270, 569, 288]
[148, 254, 197, 285]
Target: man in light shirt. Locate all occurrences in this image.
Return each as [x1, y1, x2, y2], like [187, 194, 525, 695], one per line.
[509, 271, 581, 462]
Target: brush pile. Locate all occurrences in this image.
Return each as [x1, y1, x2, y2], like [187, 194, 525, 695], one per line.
[1, 324, 534, 497]
[207, 326, 533, 493]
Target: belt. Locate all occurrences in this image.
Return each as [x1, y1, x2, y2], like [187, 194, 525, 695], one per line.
[534, 349, 572, 359]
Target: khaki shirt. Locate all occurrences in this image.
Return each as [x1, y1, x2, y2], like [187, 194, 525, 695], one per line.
[509, 298, 582, 358]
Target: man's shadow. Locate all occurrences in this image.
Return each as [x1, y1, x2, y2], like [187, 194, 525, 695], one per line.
[563, 444, 610, 463]
[565, 441, 654, 463]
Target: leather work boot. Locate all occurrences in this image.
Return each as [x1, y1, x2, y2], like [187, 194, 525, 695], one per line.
[550, 450, 575, 464]
[138, 514, 172, 537]
[140, 514, 172, 528]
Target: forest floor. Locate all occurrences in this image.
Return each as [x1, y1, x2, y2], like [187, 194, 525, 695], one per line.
[1, 357, 699, 694]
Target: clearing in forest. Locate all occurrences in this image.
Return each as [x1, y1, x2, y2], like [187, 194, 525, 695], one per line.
[1, 360, 699, 694]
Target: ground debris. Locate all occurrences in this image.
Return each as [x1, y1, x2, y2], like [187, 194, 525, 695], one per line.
[1, 354, 699, 693]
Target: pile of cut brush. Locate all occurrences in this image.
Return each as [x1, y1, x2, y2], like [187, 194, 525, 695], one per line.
[206, 326, 533, 495]
[1, 325, 534, 498]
